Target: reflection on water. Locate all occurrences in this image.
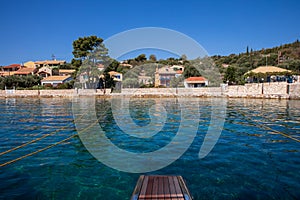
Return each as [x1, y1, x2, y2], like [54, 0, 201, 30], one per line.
[95, 98, 182, 153]
[0, 97, 299, 199]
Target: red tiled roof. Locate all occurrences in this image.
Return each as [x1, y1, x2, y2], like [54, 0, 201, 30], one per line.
[15, 68, 36, 75]
[42, 75, 71, 81]
[185, 77, 207, 82]
[3, 64, 21, 69]
[9, 64, 20, 67]
[176, 70, 183, 74]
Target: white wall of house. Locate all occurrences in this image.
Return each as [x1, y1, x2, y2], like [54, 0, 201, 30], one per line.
[41, 77, 72, 87]
[41, 80, 62, 87]
[184, 80, 208, 88]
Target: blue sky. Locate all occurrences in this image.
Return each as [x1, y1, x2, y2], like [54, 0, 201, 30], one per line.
[0, 0, 299, 65]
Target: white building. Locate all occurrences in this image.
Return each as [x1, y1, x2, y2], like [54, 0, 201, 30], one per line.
[184, 77, 208, 88]
[41, 75, 72, 87]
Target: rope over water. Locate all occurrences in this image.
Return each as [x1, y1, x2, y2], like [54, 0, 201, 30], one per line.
[1, 107, 299, 168]
[238, 109, 300, 143]
[0, 135, 77, 167]
[0, 114, 98, 168]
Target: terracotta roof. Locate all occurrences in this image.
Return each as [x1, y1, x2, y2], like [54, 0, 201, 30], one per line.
[176, 70, 183, 74]
[15, 68, 36, 75]
[246, 66, 291, 74]
[3, 64, 21, 69]
[41, 75, 71, 81]
[185, 76, 207, 83]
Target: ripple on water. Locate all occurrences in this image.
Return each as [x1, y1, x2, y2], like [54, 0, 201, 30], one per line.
[0, 98, 299, 200]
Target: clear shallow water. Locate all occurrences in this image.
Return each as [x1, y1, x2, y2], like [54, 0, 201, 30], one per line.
[0, 97, 299, 199]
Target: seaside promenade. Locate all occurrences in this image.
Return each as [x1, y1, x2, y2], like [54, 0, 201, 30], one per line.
[0, 82, 299, 99]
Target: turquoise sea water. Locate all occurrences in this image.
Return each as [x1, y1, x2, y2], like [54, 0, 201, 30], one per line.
[0, 97, 299, 199]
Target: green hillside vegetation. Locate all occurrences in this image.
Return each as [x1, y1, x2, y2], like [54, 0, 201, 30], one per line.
[111, 40, 300, 86]
[212, 40, 300, 84]
[70, 36, 300, 88]
[2, 37, 299, 89]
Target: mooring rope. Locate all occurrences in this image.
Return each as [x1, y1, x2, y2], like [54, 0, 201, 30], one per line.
[0, 112, 87, 157]
[237, 109, 300, 143]
[2, 105, 298, 168]
[0, 128, 67, 157]
[0, 134, 77, 167]
[0, 114, 98, 168]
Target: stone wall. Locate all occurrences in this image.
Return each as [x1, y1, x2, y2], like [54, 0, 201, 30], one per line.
[0, 83, 299, 99]
[0, 89, 109, 98]
[225, 82, 295, 99]
[117, 87, 222, 97]
[289, 83, 300, 99]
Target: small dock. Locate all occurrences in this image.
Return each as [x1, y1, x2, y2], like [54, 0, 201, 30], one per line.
[131, 175, 193, 200]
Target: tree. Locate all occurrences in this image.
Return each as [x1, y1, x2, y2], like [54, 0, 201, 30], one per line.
[180, 54, 187, 61]
[71, 59, 82, 69]
[122, 78, 139, 88]
[103, 60, 120, 88]
[59, 62, 74, 69]
[89, 43, 110, 65]
[72, 35, 111, 89]
[135, 54, 147, 63]
[72, 36, 103, 60]
[104, 60, 120, 73]
[72, 35, 110, 68]
[149, 54, 157, 62]
[183, 65, 201, 78]
[170, 76, 184, 87]
[0, 75, 41, 89]
[224, 66, 237, 84]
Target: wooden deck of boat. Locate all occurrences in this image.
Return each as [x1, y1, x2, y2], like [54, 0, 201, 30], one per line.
[131, 175, 193, 200]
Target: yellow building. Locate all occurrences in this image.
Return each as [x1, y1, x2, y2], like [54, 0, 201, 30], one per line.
[34, 60, 66, 68]
[22, 60, 66, 68]
[23, 61, 36, 68]
[155, 66, 183, 87]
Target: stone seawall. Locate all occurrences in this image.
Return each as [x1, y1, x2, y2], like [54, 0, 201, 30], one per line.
[0, 82, 299, 99]
[117, 87, 222, 97]
[0, 89, 111, 98]
[225, 82, 299, 99]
